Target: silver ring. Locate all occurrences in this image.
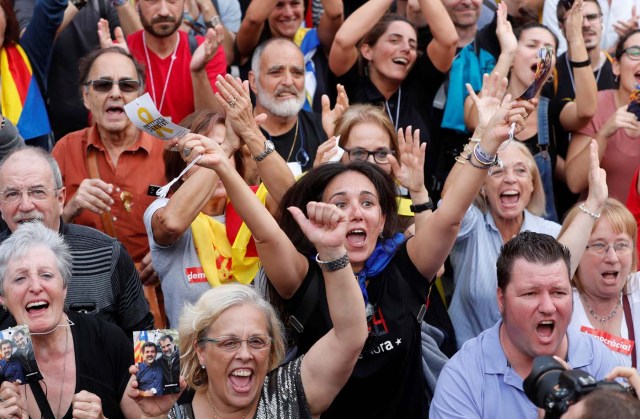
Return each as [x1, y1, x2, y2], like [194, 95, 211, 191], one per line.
[182, 148, 191, 158]
[228, 99, 237, 108]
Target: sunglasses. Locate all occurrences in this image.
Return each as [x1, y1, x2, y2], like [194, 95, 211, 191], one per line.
[84, 79, 141, 93]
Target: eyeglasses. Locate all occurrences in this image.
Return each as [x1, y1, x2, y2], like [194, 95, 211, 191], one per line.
[197, 335, 272, 352]
[488, 164, 530, 178]
[1, 187, 60, 204]
[344, 147, 395, 164]
[84, 79, 141, 93]
[622, 46, 640, 61]
[586, 241, 632, 256]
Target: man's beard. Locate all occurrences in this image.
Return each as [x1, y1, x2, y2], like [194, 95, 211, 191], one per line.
[256, 81, 305, 118]
[140, 13, 182, 38]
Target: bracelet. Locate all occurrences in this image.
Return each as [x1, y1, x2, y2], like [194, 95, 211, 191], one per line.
[316, 253, 350, 272]
[468, 137, 481, 143]
[472, 143, 501, 167]
[206, 15, 221, 29]
[578, 203, 601, 220]
[465, 152, 490, 169]
[410, 200, 434, 213]
[569, 59, 591, 68]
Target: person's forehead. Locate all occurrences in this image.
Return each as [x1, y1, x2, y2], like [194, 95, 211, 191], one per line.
[0, 152, 54, 187]
[508, 258, 569, 287]
[89, 53, 138, 79]
[261, 43, 303, 67]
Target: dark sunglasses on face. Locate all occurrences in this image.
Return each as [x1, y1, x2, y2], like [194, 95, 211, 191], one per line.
[84, 79, 141, 93]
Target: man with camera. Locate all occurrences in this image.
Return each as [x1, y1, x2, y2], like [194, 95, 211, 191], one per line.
[430, 232, 619, 418]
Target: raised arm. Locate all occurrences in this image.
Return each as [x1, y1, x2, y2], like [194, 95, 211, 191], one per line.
[171, 132, 307, 299]
[191, 26, 226, 114]
[419, 77, 534, 280]
[235, 0, 278, 65]
[465, 3, 516, 131]
[558, 0, 598, 132]
[292, 203, 367, 415]
[558, 140, 608, 277]
[419, 0, 458, 72]
[317, 0, 344, 53]
[329, 0, 392, 76]
[214, 74, 295, 205]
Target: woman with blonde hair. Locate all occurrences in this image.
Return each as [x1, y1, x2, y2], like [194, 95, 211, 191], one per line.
[561, 197, 640, 367]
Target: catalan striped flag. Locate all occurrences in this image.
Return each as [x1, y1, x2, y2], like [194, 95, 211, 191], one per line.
[134, 330, 148, 364]
[0, 44, 50, 140]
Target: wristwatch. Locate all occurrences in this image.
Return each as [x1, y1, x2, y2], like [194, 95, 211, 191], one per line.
[410, 199, 434, 213]
[70, 0, 88, 10]
[252, 140, 275, 161]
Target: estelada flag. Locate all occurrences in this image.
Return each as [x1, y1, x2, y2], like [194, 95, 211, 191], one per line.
[0, 43, 51, 140]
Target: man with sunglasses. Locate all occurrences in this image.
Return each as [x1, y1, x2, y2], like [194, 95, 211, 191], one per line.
[51, 47, 166, 290]
[249, 38, 326, 173]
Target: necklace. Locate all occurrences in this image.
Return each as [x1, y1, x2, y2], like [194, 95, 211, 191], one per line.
[143, 32, 180, 114]
[206, 390, 253, 419]
[284, 118, 299, 162]
[582, 293, 622, 323]
[54, 325, 69, 419]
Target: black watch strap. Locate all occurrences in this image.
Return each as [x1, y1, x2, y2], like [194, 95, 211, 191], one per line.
[410, 199, 434, 213]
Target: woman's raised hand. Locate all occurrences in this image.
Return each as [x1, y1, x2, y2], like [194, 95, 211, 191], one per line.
[288, 203, 348, 255]
[0, 382, 27, 419]
[466, 72, 509, 131]
[389, 126, 426, 194]
[313, 137, 341, 168]
[97, 19, 129, 54]
[71, 391, 106, 419]
[169, 132, 231, 171]
[483, 93, 536, 146]
[127, 365, 186, 417]
[584, 139, 607, 213]
[321, 84, 349, 138]
[495, 2, 517, 57]
[214, 75, 265, 138]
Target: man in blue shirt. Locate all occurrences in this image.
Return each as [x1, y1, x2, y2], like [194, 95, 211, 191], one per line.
[430, 232, 619, 418]
[137, 342, 164, 397]
[0, 339, 24, 383]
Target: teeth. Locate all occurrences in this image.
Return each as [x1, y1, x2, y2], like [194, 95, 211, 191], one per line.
[26, 302, 47, 309]
[232, 370, 251, 377]
[392, 58, 408, 65]
[349, 229, 365, 234]
[501, 191, 518, 196]
[540, 321, 554, 325]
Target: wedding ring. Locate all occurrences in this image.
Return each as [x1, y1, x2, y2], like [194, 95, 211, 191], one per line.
[228, 99, 237, 108]
[183, 148, 192, 158]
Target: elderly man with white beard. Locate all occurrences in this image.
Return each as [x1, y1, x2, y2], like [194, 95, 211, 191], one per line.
[249, 38, 327, 173]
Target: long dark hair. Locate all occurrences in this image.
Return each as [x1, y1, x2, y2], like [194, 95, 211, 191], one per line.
[0, 0, 20, 46]
[276, 161, 401, 256]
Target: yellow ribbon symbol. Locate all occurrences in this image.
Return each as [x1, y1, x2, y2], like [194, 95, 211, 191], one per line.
[137, 107, 174, 138]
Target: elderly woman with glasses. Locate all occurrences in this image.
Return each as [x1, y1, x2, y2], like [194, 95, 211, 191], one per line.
[560, 197, 640, 368]
[566, 29, 640, 202]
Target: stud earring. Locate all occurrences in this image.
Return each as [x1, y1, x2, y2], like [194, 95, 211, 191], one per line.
[201, 364, 206, 369]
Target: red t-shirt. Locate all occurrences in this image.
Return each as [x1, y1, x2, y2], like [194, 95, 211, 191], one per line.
[128, 30, 226, 124]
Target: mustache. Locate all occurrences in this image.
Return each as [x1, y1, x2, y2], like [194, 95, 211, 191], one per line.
[273, 86, 302, 98]
[151, 16, 177, 24]
[13, 211, 44, 224]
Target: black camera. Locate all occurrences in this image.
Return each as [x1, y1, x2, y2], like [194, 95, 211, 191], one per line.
[524, 356, 633, 419]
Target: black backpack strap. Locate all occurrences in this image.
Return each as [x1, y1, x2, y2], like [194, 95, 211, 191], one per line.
[288, 273, 321, 335]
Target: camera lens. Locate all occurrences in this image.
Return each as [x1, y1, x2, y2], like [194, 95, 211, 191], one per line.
[524, 356, 566, 408]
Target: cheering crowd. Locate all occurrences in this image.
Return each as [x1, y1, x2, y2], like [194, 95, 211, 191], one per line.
[0, 0, 639, 418]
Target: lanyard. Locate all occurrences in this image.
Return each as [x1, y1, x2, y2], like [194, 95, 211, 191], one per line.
[385, 87, 401, 131]
[143, 32, 180, 114]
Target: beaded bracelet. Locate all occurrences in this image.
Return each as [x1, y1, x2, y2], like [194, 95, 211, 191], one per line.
[578, 203, 601, 220]
[465, 152, 490, 169]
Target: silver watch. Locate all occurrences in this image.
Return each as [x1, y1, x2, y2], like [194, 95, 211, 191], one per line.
[252, 140, 275, 161]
